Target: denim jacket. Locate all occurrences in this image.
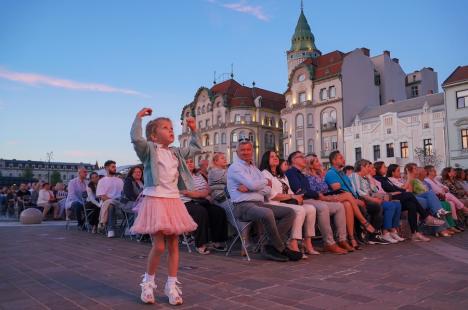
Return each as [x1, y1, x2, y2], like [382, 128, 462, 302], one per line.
[130, 116, 202, 191]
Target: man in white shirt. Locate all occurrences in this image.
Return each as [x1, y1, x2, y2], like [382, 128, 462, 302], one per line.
[96, 160, 124, 238]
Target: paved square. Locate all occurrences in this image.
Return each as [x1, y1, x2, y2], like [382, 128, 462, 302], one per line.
[1, 223, 467, 309]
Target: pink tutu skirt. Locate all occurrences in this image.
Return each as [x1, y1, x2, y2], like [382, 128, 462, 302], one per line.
[131, 196, 197, 235]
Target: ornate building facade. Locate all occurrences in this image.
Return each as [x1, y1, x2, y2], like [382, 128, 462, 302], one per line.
[178, 79, 285, 164]
[281, 8, 439, 165]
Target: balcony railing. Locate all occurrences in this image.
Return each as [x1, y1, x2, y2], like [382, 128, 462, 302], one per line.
[321, 122, 337, 131]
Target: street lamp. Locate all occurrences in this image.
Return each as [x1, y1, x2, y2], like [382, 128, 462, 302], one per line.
[46, 151, 53, 183]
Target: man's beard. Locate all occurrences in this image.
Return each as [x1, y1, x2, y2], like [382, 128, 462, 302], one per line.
[108, 170, 116, 176]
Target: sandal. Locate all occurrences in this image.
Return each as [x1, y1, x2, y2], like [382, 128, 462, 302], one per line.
[349, 238, 362, 250]
[361, 221, 375, 234]
[195, 246, 210, 255]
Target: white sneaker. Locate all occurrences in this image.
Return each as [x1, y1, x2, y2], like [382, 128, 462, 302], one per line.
[164, 281, 183, 305]
[140, 280, 157, 304]
[107, 230, 115, 238]
[390, 232, 405, 242]
[381, 233, 398, 244]
[412, 232, 431, 242]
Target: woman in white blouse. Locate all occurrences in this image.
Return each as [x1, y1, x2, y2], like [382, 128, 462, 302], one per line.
[259, 151, 319, 256]
[37, 183, 59, 219]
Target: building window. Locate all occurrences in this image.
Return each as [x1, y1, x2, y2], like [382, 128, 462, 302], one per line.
[328, 86, 336, 98]
[249, 132, 255, 144]
[456, 90, 468, 109]
[423, 123, 429, 129]
[203, 135, 210, 146]
[198, 121, 202, 129]
[217, 114, 222, 124]
[307, 113, 313, 127]
[320, 88, 328, 101]
[400, 142, 408, 158]
[373, 145, 380, 161]
[387, 128, 391, 134]
[284, 143, 289, 158]
[265, 132, 275, 150]
[283, 120, 288, 133]
[386, 143, 394, 158]
[205, 119, 210, 128]
[235, 114, 241, 123]
[232, 132, 238, 142]
[245, 114, 252, 123]
[299, 92, 306, 103]
[462, 129, 468, 150]
[355, 147, 362, 161]
[321, 108, 337, 130]
[296, 138, 304, 153]
[214, 133, 219, 145]
[307, 139, 314, 154]
[295, 114, 304, 129]
[374, 74, 381, 86]
[270, 117, 275, 127]
[411, 85, 419, 98]
[423, 139, 433, 156]
[197, 107, 201, 115]
[355, 133, 360, 139]
[331, 136, 338, 150]
[221, 133, 226, 144]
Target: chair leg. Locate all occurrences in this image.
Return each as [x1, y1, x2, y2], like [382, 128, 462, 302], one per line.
[182, 233, 192, 253]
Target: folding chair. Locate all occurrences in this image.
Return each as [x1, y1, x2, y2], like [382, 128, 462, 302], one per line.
[181, 233, 192, 253]
[225, 201, 254, 261]
[119, 206, 135, 240]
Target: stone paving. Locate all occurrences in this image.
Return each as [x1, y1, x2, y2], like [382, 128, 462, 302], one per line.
[0, 222, 467, 310]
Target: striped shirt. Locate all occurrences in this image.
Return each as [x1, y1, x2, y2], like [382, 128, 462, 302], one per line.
[180, 173, 209, 203]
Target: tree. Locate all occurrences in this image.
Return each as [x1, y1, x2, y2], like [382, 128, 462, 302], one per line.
[414, 147, 443, 168]
[22, 167, 34, 179]
[50, 171, 62, 185]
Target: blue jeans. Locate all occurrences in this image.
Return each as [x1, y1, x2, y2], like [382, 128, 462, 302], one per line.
[416, 191, 443, 216]
[382, 201, 401, 229]
[71, 201, 85, 227]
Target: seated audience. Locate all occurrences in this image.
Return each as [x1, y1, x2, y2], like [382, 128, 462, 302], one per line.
[37, 183, 60, 219]
[305, 154, 375, 249]
[97, 160, 125, 238]
[374, 162, 433, 242]
[66, 167, 89, 229]
[86, 172, 101, 233]
[287, 151, 353, 254]
[260, 150, 319, 256]
[182, 158, 228, 255]
[227, 138, 300, 262]
[441, 167, 468, 206]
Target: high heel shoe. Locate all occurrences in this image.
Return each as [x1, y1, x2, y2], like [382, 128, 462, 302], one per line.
[361, 221, 375, 234]
[435, 230, 451, 237]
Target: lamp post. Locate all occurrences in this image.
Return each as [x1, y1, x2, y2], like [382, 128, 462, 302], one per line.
[46, 151, 53, 183]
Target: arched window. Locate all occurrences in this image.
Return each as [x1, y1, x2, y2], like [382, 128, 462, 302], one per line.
[249, 132, 255, 143]
[203, 134, 210, 146]
[329, 86, 336, 98]
[270, 117, 275, 127]
[265, 132, 275, 149]
[214, 132, 219, 145]
[321, 108, 337, 130]
[307, 139, 314, 154]
[307, 113, 313, 127]
[295, 113, 304, 130]
[232, 132, 238, 142]
[221, 133, 226, 144]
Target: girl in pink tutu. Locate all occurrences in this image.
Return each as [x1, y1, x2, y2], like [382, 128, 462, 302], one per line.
[130, 107, 200, 305]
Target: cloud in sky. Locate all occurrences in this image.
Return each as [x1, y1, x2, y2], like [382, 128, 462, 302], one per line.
[0, 67, 150, 98]
[207, 0, 269, 21]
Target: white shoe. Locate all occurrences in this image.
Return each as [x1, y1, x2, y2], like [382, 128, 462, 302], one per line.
[107, 230, 115, 238]
[381, 233, 398, 244]
[390, 232, 405, 242]
[164, 281, 183, 305]
[140, 280, 157, 304]
[412, 232, 431, 242]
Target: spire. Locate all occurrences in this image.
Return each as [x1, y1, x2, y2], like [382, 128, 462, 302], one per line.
[290, 3, 316, 52]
